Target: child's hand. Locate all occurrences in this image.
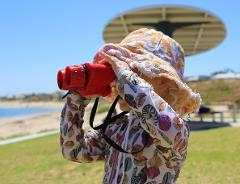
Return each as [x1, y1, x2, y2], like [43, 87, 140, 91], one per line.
[98, 44, 132, 75]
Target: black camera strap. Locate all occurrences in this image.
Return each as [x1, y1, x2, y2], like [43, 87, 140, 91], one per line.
[89, 95, 129, 153]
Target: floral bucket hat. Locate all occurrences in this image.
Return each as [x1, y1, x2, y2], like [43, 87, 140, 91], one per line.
[95, 28, 201, 117]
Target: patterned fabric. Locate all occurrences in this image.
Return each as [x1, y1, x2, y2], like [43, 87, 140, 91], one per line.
[120, 28, 185, 80]
[60, 71, 189, 183]
[60, 29, 196, 183]
[96, 28, 201, 117]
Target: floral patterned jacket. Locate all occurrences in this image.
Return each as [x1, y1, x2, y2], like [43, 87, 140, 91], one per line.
[60, 68, 189, 184]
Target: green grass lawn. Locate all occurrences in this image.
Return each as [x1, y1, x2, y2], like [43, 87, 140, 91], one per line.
[1, 127, 240, 184]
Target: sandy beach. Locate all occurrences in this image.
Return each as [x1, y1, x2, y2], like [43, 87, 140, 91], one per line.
[0, 100, 108, 139]
[0, 100, 64, 109]
[0, 101, 63, 139]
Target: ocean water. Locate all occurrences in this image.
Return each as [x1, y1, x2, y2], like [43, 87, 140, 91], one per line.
[0, 107, 59, 119]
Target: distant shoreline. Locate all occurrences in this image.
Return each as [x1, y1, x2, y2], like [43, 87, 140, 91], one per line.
[0, 112, 60, 140]
[0, 100, 105, 140]
[0, 100, 64, 109]
[0, 100, 64, 139]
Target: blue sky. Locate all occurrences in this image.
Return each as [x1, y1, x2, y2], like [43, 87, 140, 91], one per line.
[0, 0, 239, 96]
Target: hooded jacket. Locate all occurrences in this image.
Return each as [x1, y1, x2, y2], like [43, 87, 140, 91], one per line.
[60, 28, 201, 184]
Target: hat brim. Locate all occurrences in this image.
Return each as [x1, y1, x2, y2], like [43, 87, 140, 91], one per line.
[132, 67, 201, 117]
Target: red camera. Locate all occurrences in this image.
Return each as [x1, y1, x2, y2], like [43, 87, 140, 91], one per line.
[57, 63, 116, 96]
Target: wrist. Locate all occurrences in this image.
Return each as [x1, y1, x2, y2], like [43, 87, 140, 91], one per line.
[67, 92, 91, 108]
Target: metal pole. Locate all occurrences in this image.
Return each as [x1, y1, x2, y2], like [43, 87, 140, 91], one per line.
[232, 103, 237, 123]
[220, 112, 224, 122]
[212, 113, 215, 122]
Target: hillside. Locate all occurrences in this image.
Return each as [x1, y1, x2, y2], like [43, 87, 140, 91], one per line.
[187, 79, 240, 105]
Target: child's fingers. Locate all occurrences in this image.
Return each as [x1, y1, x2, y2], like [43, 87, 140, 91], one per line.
[99, 51, 130, 72]
[93, 52, 103, 63]
[98, 51, 116, 65]
[101, 44, 132, 62]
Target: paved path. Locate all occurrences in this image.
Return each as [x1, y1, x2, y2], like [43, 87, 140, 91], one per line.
[0, 130, 59, 145]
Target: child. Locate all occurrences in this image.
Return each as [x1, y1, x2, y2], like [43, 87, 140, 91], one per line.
[60, 28, 201, 184]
